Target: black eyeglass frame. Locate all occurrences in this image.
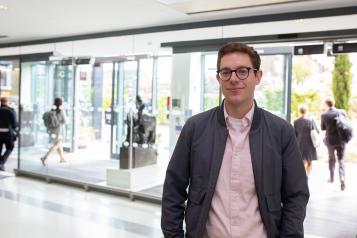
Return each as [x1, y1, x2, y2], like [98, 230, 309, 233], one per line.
[216, 66, 258, 81]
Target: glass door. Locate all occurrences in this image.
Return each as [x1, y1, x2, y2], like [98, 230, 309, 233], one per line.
[255, 54, 288, 118]
[97, 56, 156, 160]
[19, 60, 51, 171]
[202, 53, 220, 111]
[71, 61, 113, 161]
[111, 60, 138, 158]
[0, 59, 20, 172]
[254, 46, 292, 120]
[51, 62, 75, 152]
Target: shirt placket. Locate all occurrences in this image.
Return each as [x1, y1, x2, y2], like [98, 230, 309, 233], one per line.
[230, 126, 242, 236]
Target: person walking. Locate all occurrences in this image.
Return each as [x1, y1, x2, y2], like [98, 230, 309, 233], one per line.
[41, 97, 66, 165]
[0, 97, 18, 171]
[321, 97, 347, 191]
[294, 104, 319, 178]
[161, 42, 309, 238]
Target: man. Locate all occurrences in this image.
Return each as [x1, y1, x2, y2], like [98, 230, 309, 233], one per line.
[161, 42, 309, 238]
[321, 98, 347, 191]
[0, 97, 18, 171]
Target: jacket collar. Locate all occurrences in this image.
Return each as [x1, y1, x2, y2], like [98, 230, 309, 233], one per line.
[217, 99, 261, 131]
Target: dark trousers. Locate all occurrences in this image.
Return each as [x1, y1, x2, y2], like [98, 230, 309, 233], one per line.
[327, 144, 345, 182]
[0, 139, 15, 165]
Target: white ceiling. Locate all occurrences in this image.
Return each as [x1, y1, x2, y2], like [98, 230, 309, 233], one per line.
[0, 0, 356, 44]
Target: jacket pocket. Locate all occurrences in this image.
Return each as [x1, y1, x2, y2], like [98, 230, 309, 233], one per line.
[185, 189, 206, 236]
[266, 194, 282, 235]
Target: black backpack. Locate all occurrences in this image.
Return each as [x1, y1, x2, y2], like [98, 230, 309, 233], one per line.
[335, 112, 353, 143]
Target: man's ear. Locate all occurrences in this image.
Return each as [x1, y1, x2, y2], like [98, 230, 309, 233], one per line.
[255, 70, 262, 85]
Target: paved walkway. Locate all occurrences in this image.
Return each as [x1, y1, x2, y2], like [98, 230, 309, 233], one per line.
[304, 160, 357, 238]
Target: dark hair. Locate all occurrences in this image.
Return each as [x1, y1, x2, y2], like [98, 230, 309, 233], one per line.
[54, 97, 63, 107]
[325, 98, 334, 107]
[217, 42, 261, 71]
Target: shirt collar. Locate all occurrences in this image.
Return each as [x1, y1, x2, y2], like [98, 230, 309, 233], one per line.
[224, 102, 255, 129]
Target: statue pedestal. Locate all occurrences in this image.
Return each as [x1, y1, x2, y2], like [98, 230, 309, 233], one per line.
[119, 146, 157, 169]
[106, 165, 163, 190]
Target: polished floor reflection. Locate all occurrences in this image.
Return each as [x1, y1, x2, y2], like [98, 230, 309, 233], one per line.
[3, 143, 169, 199]
[0, 160, 356, 237]
[0, 174, 162, 238]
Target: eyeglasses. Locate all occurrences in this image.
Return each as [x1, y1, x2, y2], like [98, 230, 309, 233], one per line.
[216, 67, 257, 81]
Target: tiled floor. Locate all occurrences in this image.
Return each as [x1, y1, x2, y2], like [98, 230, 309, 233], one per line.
[0, 160, 356, 237]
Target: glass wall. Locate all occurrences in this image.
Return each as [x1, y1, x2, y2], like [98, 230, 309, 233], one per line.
[156, 57, 172, 164]
[52, 63, 75, 151]
[138, 58, 153, 106]
[12, 47, 290, 200]
[19, 61, 51, 172]
[0, 59, 20, 171]
[14, 55, 174, 199]
[203, 54, 220, 111]
[255, 54, 288, 118]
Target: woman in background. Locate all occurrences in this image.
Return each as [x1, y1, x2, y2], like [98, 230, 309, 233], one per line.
[294, 104, 319, 178]
[41, 97, 66, 165]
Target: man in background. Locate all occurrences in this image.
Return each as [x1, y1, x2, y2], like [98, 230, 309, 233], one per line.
[321, 97, 347, 191]
[0, 97, 18, 171]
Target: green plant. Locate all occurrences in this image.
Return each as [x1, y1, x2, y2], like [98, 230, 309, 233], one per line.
[291, 91, 320, 121]
[293, 62, 312, 85]
[262, 90, 283, 113]
[332, 54, 352, 112]
[204, 94, 220, 110]
[157, 96, 169, 124]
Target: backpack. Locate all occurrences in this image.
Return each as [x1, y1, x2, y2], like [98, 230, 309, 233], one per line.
[42, 110, 60, 131]
[335, 112, 353, 143]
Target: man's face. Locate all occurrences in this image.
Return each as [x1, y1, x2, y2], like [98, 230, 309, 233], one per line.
[217, 52, 262, 107]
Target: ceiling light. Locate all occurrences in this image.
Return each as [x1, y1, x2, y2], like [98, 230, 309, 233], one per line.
[0, 5, 8, 10]
[156, 0, 303, 14]
[296, 19, 307, 24]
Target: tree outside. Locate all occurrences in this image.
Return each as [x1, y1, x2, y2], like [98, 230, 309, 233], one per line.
[291, 55, 327, 121]
[332, 54, 352, 112]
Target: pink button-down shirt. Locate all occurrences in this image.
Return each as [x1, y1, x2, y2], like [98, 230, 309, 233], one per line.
[204, 103, 267, 238]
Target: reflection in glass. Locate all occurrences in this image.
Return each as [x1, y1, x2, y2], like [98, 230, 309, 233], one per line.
[255, 55, 285, 118]
[0, 59, 20, 170]
[203, 54, 220, 111]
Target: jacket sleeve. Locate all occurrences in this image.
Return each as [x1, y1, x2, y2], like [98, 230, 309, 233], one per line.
[312, 118, 319, 133]
[9, 109, 18, 140]
[293, 120, 298, 137]
[161, 120, 192, 238]
[280, 124, 310, 237]
[10, 109, 17, 130]
[321, 115, 326, 131]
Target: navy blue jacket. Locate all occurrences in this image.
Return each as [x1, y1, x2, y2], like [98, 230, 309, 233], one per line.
[321, 107, 345, 146]
[161, 101, 309, 238]
[0, 106, 18, 141]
